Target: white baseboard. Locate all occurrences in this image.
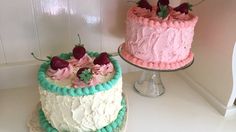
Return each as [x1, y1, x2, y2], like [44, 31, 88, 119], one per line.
[177, 71, 236, 117]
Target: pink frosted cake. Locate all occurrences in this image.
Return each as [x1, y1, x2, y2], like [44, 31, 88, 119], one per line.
[120, 0, 198, 70]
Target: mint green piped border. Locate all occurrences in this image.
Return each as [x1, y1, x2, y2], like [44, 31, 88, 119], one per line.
[38, 52, 122, 96]
[39, 98, 127, 132]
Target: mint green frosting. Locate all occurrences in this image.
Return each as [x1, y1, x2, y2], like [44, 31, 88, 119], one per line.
[38, 52, 122, 96]
[39, 97, 127, 132]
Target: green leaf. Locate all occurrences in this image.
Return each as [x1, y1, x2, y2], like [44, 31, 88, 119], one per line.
[79, 69, 92, 84]
[47, 56, 52, 60]
[188, 4, 193, 11]
[157, 4, 169, 19]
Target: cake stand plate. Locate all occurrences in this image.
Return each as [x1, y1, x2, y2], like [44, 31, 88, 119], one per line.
[27, 93, 128, 132]
[118, 44, 194, 97]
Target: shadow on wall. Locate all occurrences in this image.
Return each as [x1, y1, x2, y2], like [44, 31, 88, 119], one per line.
[177, 0, 236, 115]
[38, 14, 70, 54]
[34, 0, 72, 56]
[102, 0, 129, 39]
[230, 42, 236, 107]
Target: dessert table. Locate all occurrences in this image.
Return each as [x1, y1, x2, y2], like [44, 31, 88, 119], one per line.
[0, 71, 236, 132]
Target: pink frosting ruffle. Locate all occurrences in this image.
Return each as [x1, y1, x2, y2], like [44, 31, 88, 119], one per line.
[92, 63, 114, 76]
[47, 64, 73, 80]
[120, 44, 194, 70]
[68, 54, 93, 68]
[72, 74, 99, 88]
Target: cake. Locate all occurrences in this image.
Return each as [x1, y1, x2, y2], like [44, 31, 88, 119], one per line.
[35, 45, 126, 132]
[120, 0, 198, 70]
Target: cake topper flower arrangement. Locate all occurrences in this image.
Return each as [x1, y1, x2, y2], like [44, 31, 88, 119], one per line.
[31, 33, 115, 86]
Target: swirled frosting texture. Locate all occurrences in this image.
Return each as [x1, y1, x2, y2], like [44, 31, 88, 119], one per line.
[124, 6, 198, 63]
[68, 54, 93, 68]
[40, 78, 122, 132]
[92, 63, 114, 76]
[47, 64, 73, 80]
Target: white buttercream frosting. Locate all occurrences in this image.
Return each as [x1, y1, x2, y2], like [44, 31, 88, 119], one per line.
[39, 77, 123, 132]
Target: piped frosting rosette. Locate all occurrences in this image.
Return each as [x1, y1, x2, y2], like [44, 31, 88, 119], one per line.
[92, 63, 114, 76]
[72, 61, 115, 88]
[47, 64, 73, 80]
[68, 54, 93, 68]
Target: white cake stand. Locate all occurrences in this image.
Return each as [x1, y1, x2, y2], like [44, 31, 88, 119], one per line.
[27, 93, 128, 132]
[118, 45, 194, 98]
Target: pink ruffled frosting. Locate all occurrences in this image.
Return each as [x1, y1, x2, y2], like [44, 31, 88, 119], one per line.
[68, 54, 93, 68]
[92, 63, 114, 76]
[120, 44, 194, 70]
[47, 64, 73, 80]
[72, 74, 99, 88]
[124, 6, 198, 64]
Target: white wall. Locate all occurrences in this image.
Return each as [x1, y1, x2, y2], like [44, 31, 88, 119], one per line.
[0, 0, 125, 63]
[179, 0, 236, 114]
[0, 0, 142, 89]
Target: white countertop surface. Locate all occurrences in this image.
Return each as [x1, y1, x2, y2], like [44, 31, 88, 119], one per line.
[0, 71, 236, 132]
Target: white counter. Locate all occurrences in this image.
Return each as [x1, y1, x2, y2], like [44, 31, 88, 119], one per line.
[0, 72, 236, 132]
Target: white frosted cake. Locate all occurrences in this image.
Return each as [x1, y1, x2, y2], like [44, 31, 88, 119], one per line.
[36, 46, 126, 132]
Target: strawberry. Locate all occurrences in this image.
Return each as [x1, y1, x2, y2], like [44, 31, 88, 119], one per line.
[174, 2, 193, 14]
[31, 52, 69, 70]
[76, 67, 89, 79]
[156, 0, 169, 19]
[73, 45, 86, 60]
[158, 0, 169, 6]
[137, 0, 152, 10]
[93, 52, 110, 65]
[50, 56, 69, 70]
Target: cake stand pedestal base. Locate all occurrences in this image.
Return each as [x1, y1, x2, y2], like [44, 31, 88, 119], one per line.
[134, 70, 165, 97]
[118, 45, 194, 98]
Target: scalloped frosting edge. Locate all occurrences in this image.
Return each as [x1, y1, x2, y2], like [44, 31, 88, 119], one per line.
[38, 97, 127, 132]
[120, 43, 194, 70]
[38, 52, 122, 97]
[127, 7, 198, 28]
